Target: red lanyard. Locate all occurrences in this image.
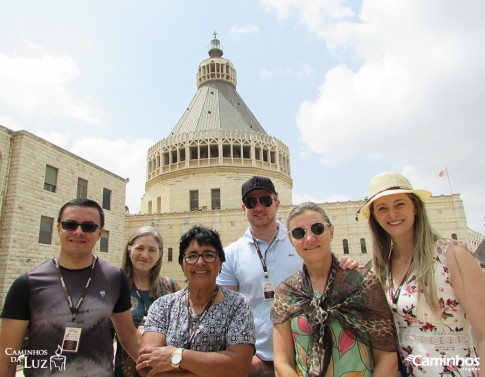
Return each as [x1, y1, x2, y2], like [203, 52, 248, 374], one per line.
[54, 256, 97, 322]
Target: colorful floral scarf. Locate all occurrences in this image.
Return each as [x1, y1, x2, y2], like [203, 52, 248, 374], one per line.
[272, 254, 397, 376]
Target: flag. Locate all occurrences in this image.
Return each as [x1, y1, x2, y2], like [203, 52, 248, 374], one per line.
[439, 167, 447, 177]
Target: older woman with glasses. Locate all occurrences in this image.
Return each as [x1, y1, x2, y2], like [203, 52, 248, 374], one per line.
[272, 202, 398, 377]
[136, 225, 256, 377]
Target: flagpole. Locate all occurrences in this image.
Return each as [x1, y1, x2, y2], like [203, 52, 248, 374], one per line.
[445, 166, 453, 195]
[442, 166, 459, 238]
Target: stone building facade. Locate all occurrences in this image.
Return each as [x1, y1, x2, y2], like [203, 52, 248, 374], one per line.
[0, 36, 482, 307]
[126, 35, 478, 285]
[0, 125, 128, 306]
[140, 36, 292, 214]
[125, 194, 471, 285]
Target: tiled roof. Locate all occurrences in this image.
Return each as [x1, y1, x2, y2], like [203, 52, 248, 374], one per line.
[169, 80, 267, 135]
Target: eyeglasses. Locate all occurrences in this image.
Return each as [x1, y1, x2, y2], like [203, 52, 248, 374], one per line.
[184, 252, 218, 264]
[290, 222, 328, 240]
[60, 221, 99, 233]
[243, 196, 273, 209]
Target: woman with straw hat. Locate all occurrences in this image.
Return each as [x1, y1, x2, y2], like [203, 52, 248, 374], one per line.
[356, 172, 485, 376]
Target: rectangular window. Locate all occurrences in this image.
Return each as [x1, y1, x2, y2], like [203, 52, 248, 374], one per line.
[211, 189, 221, 210]
[100, 230, 109, 252]
[77, 178, 88, 199]
[343, 239, 349, 254]
[102, 188, 111, 210]
[148, 201, 152, 215]
[38, 216, 54, 244]
[157, 196, 161, 213]
[190, 190, 199, 211]
[44, 165, 58, 193]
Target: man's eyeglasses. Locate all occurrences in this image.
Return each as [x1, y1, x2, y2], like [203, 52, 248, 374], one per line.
[243, 196, 273, 209]
[290, 222, 328, 240]
[60, 221, 99, 233]
[184, 252, 218, 264]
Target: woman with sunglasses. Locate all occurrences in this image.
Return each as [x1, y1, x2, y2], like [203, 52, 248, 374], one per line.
[136, 225, 255, 377]
[357, 172, 485, 376]
[114, 226, 180, 377]
[272, 202, 398, 377]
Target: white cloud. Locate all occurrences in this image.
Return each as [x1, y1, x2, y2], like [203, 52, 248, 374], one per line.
[262, 0, 485, 232]
[0, 41, 103, 125]
[69, 138, 153, 214]
[35, 130, 72, 149]
[229, 25, 260, 36]
[293, 191, 348, 205]
[35, 131, 152, 214]
[260, 68, 277, 80]
[260, 63, 314, 80]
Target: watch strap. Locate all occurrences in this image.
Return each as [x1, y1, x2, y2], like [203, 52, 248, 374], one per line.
[171, 347, 184, 369]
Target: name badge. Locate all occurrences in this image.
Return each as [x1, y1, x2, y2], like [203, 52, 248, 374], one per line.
[262, 281, 275, 300]
[62, 323, 82, 353]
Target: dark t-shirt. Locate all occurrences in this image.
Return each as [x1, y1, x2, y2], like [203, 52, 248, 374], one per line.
[1, 257, 131, 377]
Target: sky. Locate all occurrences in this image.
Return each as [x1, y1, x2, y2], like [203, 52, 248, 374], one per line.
[1, 0, 484, 234]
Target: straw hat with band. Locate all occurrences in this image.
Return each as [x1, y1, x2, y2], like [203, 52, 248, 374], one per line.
[355, 172, 431, 220]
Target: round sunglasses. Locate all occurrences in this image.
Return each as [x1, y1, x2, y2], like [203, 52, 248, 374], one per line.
[243, 196, 273, 209]
[290, 222, 329, 240]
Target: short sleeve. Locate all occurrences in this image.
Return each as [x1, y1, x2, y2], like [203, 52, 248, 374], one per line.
[226, 294, 256, 346]
[144, 295, 172, 334]
[113, 269, 132, 313]
[216, 249, 239, 287]
[1, 273, 31, 320]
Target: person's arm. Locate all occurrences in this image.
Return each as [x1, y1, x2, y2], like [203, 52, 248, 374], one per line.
[371, 348, 398, 377]
[112, 310, 140, 361]
[0, 318, 29, 376]
[170, 344, 253, 377]
[273, 322, 298, 377]
[446, 243, 485, 360]
[216, 246, 239, 291]
[137, 332, 253, 377]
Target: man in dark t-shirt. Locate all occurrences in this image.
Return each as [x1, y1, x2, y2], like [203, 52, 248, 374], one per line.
[0, 198, 140, 377]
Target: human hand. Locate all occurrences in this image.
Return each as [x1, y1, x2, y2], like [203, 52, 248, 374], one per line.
[338, 256, 363, 270]
[136, 346, 177, 376]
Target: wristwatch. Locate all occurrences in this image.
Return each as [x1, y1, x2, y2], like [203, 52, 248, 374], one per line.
[171, 348, 184, 369]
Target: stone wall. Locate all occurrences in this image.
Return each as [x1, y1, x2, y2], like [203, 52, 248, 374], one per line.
[0, 127, 127, 307]
[125, 195, 470, 287]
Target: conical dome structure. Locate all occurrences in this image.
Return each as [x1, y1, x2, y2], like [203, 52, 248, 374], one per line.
[141, 35, 292, 214]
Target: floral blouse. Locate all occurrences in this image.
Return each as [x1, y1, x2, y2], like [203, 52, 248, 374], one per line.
[390, 239, 479, 377]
